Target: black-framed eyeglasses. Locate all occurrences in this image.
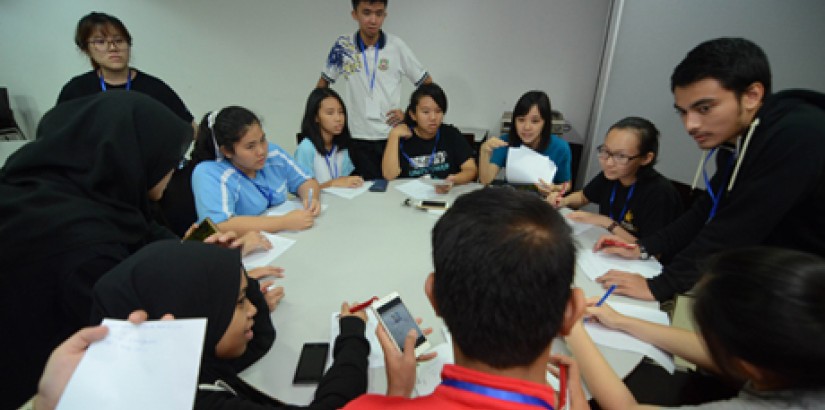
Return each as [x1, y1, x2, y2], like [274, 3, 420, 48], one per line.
[88, 37, 129, 52]
[596, 145, 642, 165]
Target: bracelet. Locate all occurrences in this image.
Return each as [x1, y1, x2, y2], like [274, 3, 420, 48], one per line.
[607, 221, 619, 233]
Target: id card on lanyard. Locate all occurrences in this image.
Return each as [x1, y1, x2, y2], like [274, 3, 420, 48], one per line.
[99, 70, 131, 91]
[359, 36, 383, 120]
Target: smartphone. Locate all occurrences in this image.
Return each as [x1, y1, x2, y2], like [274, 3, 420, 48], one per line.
[369, 179, 388, 192]
[372, 292, 431, 357]
[182, 217, 218, 242]
[293, 342, 329, 384]
[418, 200, 448, 211]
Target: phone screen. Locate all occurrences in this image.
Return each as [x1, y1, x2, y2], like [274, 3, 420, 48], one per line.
[293, 343, 329, 384]
[376, 297, 426, 351]
[183, 218, 218, 242]
[420, 200, 447, 209]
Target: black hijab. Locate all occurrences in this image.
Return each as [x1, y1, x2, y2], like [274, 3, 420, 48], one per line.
[0, 91, 192, 267]
[91, 240, 275, 384]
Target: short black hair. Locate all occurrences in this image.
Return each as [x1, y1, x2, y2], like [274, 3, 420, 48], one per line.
[509, 91, 554, 152]
[671, 37, 772, 97]
[694, 247, 825, 389]
[352, 0, 387, 10]
[191, 106, 260, 164]
[300, 87, 353, 155]
[431, 187, 576, 368]
[608, 116, 660, 169]
[403, 82, 448, 128]
[74, 12, 132, 69]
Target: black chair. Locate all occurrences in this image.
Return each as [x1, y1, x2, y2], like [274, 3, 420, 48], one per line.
[0, 87, 26, 140]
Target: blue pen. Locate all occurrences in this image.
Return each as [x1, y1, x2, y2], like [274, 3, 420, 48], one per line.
[585, 284, 617, 323]
[307, 188, 314, 210]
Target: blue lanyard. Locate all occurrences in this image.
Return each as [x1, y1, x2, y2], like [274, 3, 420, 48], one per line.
[609, 181, 636, 223]
[357, 35, 379, 92]
[441, 378, 554, 410]
[702, 148, 736, 223]
[324, 145, 339, 180]
[231, 165, 275, 207]
[99, 70, 131, 91]
[400, 128, 440, 171]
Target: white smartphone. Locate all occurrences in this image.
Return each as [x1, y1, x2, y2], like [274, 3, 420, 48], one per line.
[372, 292, 431, 357]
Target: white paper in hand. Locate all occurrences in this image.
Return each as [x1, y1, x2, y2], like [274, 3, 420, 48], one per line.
[505, 146, 557, 184]
[57, 318, 206, 410]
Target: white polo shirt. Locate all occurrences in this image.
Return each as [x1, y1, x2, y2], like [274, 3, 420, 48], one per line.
[321, 31, 428, 141]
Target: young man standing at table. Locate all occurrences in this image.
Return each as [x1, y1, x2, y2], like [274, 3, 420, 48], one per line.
[317, 0, 432, 180]
[344, 187, 586, 409]
[595, 37, 825, 302]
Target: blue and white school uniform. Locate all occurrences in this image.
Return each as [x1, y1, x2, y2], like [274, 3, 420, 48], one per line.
[293, 138, 356, 184]
[192, 143, 310, 223]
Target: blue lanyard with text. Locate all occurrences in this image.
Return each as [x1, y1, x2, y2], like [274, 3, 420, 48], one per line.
[232, 165, 275, 207]
[400, 128, 440, 170]
[441, 378, 554, 410]
[609, 182, 636, 223]
[357, 36, 379, 92]
[324, 145, 339, 180]
[702, 147, 736, 223]
[99, 70, 131, 91]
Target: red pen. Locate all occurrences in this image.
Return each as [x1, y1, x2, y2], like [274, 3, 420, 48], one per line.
[602, 239, 638, 249]
[349, 296, 378, 313]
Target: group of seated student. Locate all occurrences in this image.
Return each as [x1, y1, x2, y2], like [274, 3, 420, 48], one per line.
[24, 189, 825, 410]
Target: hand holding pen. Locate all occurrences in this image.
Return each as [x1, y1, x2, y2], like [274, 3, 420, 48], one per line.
[583, 285, 616, 324]
[593, 235, 640, 260]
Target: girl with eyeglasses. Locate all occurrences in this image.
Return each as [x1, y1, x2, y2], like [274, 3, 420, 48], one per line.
[547, 117, 682, 241]
[191, 106, 321, 236]
[56, 12, 194, 127]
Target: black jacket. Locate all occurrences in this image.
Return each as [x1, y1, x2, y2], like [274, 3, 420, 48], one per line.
[642, 89, 825, 301]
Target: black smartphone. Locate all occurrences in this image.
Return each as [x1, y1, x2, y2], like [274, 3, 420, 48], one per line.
[293, 343, 329, 384]
[419, 200, 448, 210]
[369, 179, 388, 192]
[182, 217, 218, 242]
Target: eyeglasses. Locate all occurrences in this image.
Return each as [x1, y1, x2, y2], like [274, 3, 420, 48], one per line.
[88, 37, 129, 52]
[596, 145, 642, 165]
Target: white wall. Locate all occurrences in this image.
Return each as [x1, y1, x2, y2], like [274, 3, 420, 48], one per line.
[587, 0, 825, 185]
[0, 0, 611, 154]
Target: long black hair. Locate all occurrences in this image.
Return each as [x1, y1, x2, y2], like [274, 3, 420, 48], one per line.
[299, 88, 352, 156]
[509, 91, 553, 152]
[403, 83, 448, 129]
[191, 106, 259, 164]
[694, 247, 825, 389]
[607, 116, 660, 171]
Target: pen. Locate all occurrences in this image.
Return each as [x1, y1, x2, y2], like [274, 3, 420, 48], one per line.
[349, 296, 378, 313]
[601, 238, 638, 250]
[595, 284, 617, 307]
[307, 188, 314, 210]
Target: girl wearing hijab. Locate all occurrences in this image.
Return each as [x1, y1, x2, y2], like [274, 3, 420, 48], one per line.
[92, 240, 370, 409]
[0, 91, 191, 408]
[191, 106, 321, 235]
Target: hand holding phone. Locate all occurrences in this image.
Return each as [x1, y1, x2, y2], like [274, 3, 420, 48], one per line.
[182, 217, 219, 242]
[372, 292, 431, 357]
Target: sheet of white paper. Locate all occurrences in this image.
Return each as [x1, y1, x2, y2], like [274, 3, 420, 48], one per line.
[505, 146, 557, 184]
[323, 184, 370, 200]
[265, 199, 329, 216]
[57, 318, 206, 410]
[577, 250, 662, 281]
[564, 215, 593, 236]
[242, 232, 297, 270]
[585, 302, 675, 373]
[414, 327, 455, 397]
[394, 179, 436, 200]
[329, 310, 384, 368]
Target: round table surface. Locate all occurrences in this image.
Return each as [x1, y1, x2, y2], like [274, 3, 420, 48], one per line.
[240, 179, 658, 404]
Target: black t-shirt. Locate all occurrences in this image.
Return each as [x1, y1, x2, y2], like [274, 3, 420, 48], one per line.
[397, 124, 473, 179]
[56, 69, 194, 123]
[582, 168, 683, 238]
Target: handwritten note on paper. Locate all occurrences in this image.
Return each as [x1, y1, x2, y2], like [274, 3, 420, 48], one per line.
[57, 318, 206, 410]
[323, 184, 370, 199]
[505, 146, 557, 184]
[242, 232, 297, 270]
[585, 302, 675, 373]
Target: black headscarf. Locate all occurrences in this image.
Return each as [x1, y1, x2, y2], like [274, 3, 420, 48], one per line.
[91, 240, 275, 384]
[0, 91, 192, 267]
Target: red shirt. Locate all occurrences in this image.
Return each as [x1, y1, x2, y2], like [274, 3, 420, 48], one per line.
[343, 364, 561, 409]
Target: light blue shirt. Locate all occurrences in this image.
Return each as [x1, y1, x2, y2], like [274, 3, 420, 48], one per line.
[293, 138, 356, 184]
[489, 133, 572, 183]
[192, 143, 310, 223]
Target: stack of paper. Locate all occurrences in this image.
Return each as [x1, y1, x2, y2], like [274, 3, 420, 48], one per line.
[505, 146, 557, 184]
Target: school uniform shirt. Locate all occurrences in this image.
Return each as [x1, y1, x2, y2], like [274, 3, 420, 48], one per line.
[321, 31, 428, 141]
[397, 124, 473, 179]
[56, 69, 194, 123]
[489, 134, 572, 183]
[293, 138, 356, 184]
[582, 169, 683, 238]
[640, 89, 825, 301]
[343, 364, 563, 410]
[192, 143, 310, 224]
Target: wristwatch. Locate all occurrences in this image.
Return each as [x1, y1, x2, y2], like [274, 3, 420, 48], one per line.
[638, 244, 652, 260]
